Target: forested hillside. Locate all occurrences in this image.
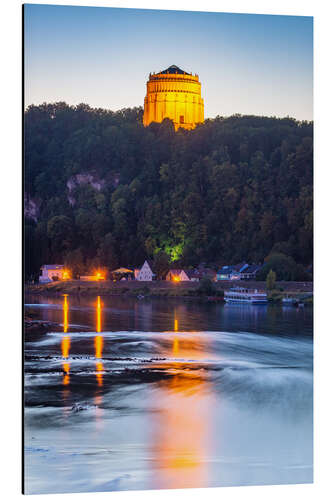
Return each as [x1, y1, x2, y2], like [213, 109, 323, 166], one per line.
[24, 102, 313, 280]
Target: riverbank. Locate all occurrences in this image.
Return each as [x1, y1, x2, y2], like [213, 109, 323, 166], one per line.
[25, 279, 313, 302]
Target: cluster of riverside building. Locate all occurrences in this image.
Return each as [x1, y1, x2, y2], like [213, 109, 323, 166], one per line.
[39, 262, 262, 284]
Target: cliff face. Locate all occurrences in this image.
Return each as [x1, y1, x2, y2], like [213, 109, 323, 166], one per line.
[24, 175, 105, 217]
[24, 193, 40, 222]
[25, 172, 120, 216]
[66, 172, 120, 206]
[66, 173, 106, 206]
[67, 173, 105, 192]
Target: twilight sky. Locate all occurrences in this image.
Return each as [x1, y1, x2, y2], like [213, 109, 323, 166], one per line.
[24, 4, 313, 120]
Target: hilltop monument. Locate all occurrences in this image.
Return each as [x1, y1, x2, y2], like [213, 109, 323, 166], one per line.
[143, 65, 204, 130]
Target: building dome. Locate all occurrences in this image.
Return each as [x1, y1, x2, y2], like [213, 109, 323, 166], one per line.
[159, 65, 190, 75]
[143, 65, 204, 131]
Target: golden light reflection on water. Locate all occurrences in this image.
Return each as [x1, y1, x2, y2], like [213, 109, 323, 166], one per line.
[63, 294, 68, 333]
[62, 295, 70, 386]
[94, 297, 104, 427]
[95, 296, 104, 387]
[173, 317, 179, 355]
[152, 310, 211, 489]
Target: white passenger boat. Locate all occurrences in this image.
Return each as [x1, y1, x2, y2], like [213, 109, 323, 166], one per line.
[282, 297, 297, 306]
[224, 287, 267, 304]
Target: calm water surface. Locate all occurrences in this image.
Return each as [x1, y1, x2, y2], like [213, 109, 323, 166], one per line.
[24, 295, 313, 494]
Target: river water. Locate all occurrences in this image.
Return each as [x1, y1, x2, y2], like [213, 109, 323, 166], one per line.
[24, 295, 313, 494]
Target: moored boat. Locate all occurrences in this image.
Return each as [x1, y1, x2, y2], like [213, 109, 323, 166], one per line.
[282, 297, 297, 306]
[224, 287, 267, 304]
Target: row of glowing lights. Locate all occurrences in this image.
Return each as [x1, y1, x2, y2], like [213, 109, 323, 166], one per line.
[61, 270, 105, 281]
[62, 271, 181, 282]
[62, 295, 181, 386]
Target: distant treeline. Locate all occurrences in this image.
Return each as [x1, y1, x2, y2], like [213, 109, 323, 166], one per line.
[24, 102, 313, 280]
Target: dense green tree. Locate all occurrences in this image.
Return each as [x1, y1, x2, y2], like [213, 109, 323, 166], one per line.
[153, 251, 170, 279]
[257, 253, 308, 281]
[64, 248, 85, 278]
[96, 233, 119, 270]
[47, 215, 74, 257]
[266, 269, 277, 290]
[24, 103, 313, 279]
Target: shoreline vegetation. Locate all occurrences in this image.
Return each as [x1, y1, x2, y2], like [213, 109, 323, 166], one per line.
[25, 279, 313, 303]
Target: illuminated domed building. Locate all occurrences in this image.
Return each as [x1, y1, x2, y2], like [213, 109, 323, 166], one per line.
[143, 65, 204, 131]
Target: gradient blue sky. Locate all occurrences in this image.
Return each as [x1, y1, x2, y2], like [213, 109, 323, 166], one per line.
[24, 4, 313, 120]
